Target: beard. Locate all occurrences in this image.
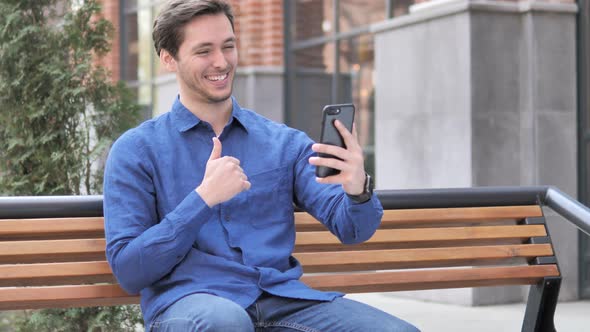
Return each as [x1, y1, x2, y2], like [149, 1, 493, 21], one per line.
[178, 68, 234, 104]
[206, 89, 233, 103]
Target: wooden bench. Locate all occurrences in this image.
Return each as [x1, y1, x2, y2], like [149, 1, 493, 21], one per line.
[1, 187, 582, 332]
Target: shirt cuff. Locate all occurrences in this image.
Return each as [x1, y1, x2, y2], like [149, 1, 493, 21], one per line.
[166, 190, 215, 234]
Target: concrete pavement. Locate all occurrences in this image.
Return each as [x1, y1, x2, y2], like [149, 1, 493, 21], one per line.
[347, 293, 590, 331]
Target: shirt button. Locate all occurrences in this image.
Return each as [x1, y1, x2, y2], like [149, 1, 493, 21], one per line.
[225, 215, 230, 222]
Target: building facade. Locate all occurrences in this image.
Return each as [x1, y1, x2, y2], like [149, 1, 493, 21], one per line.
[99, 0, 589, 305]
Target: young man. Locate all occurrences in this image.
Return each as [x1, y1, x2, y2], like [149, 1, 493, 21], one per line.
[104, 1, 419, 331]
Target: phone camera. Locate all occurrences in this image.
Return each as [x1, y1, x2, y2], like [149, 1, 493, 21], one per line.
[328, 108, 341, 115]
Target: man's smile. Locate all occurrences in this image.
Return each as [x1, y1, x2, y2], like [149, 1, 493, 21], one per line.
[206, 73, 228, 82]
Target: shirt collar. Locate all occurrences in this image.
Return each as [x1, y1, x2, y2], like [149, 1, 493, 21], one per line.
[171, 96, 250, 134]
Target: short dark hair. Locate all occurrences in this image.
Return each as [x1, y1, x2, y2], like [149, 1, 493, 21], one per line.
[152, 0, 235, 58]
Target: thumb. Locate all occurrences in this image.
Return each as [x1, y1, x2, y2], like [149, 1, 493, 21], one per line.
[209, 137, 222, 160]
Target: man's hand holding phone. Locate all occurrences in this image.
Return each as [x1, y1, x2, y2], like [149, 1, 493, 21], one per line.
[308, 121, 366, 196]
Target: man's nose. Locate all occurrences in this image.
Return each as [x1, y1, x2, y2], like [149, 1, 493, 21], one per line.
[212, 49, 228, 69]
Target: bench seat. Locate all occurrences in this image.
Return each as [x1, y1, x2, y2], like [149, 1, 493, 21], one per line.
[0, 190, 569, 331]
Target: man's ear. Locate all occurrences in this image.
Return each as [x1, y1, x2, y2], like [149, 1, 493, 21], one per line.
[160, 49, 177, 72]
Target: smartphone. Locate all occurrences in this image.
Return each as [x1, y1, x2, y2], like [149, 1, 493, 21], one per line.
[315, 103, 355, 178]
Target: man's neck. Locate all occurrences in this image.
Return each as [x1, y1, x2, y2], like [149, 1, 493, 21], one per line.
[180, 93, 233, 137]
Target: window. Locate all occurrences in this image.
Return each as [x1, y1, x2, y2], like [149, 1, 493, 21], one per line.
[121, 0, 172, 119]
[285, 0, 402, 175]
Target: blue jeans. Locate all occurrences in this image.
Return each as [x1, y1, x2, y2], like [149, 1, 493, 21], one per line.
[149, 292, 420, 332]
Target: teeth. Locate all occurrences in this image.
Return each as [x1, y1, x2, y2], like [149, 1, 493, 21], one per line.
[207, 74, 227, 81]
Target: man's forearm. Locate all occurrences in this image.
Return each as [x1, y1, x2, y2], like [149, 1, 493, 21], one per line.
[106, 191, 213, 294]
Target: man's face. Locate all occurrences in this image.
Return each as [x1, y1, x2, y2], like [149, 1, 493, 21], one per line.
[168, 14, 237, 104]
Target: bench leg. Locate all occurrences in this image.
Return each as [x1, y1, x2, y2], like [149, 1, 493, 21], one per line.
[521, 277, 561, 332]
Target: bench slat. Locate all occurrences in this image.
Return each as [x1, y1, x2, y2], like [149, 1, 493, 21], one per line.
[295, 205, 543, 231]
[0, 265, 559, 310]
[0, 261, 114, 287]
[294, 225, 547, 252]
[0, 218, 104, 240]
[0, 239, 106, 264]
[0, 206, 541, 236]
[0, 284, 139, 310]
[294, 244, 554, 273]
[301, 264, 560, 293]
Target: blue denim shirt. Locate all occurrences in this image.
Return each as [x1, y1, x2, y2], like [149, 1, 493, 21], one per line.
[103, 96, 383, 326]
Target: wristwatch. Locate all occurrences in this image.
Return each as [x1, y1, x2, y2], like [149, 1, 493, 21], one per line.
[346, 173, 374, 204]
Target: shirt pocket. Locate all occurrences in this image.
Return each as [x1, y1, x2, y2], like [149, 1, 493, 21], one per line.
[246, 166, 293, 228]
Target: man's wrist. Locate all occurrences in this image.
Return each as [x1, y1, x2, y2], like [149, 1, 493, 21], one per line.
[346, 173, 373, 204]
[195, 185, 215, 207]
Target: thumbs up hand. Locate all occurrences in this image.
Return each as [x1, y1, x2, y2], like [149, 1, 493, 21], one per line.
[196, 137, 251, 207]
[208, 135, 223, 160]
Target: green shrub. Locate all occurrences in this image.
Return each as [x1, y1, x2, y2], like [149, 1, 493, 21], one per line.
[0, 0, 143, 330]
[0, 0, 139, 195]
[15, 307, 143, 332]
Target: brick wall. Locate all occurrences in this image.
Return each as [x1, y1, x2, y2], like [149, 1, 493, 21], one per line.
[98, 0, 120, 82]
[230, 0, 284, 67]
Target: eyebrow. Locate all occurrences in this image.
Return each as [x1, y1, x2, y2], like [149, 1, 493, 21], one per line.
[191, 37, 236, 52]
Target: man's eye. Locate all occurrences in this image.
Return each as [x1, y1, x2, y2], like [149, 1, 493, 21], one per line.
[196, 50, 209, 55]
[224, 45, 235, 49]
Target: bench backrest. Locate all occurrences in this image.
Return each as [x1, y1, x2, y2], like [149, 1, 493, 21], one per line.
[0, 203, 560, 310]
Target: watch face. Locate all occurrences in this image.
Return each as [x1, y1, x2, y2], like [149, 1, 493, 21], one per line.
[366, 174, 374, 193]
